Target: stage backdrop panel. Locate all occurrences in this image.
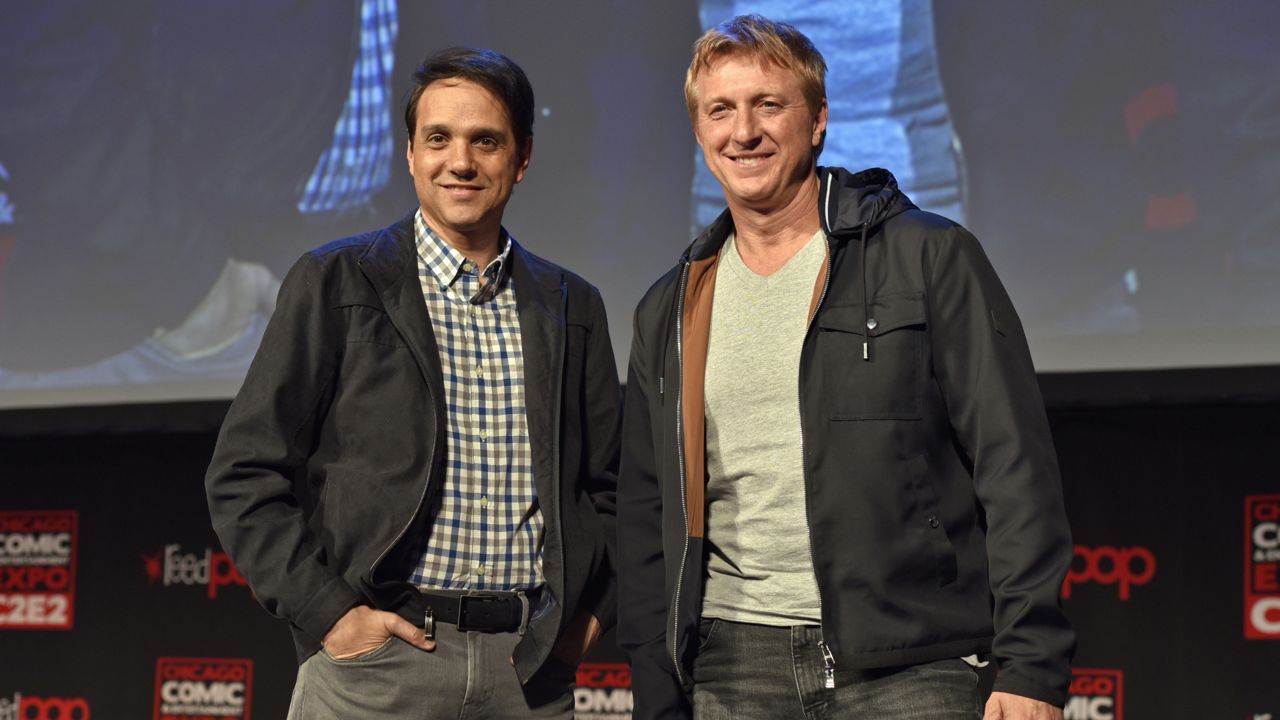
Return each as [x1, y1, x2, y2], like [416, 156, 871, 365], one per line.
[2, 398, 1279, 718]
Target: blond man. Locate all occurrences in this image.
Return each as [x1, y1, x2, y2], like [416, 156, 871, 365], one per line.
[618, 15, 1074, 720]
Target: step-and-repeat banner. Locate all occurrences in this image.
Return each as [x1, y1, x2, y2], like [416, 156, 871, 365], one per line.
[2, 403, 1278, 718]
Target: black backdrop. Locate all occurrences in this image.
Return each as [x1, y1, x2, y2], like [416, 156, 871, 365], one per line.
[3, 368, 1279, 719]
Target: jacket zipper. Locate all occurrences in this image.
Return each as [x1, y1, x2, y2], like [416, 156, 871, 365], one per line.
[355, 257, 428, 586]
[669, 259, 692, 685]
[819, 640, 836, 688]
[545, 282, 567, 652]
[799, 238, 834, 681]
[796, 184, 844, 686]
[552, 283, 567, 587]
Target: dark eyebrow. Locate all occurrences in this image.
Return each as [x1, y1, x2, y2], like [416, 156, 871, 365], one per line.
[419, 124, 450, 139]
[468, 126, 510, 142]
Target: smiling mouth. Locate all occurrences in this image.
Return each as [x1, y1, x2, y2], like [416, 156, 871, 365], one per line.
[729, 155, 771, 166]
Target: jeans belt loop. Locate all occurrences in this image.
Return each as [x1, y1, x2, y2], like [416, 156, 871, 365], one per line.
[516, 591, 531, 636]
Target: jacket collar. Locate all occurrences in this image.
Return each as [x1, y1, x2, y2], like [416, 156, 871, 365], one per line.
[357, 213, 448, 432]
[356, 211, 565, 322]
[507, 239, 566, 542]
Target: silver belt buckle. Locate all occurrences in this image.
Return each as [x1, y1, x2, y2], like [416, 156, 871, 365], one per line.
[456, 592, 499, 631]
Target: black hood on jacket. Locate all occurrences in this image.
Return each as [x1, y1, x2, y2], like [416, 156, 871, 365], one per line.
[682, 166, 918, 263]
[818, 166, 917, 240]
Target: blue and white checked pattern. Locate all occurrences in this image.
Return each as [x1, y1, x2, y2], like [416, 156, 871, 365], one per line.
[297, 0, 398, 215]
[409, 211, 543, 591]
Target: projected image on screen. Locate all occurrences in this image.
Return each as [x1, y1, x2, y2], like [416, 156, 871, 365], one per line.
[0, 1, 699, 407]
[1, 0, 1277, 409]
[698, 0, 1280, 371]
[0, 2, 390, 398]
[934, 1, 1280, 370]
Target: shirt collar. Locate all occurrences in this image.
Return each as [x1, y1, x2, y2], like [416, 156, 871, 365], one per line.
[414, 210, 513, 304]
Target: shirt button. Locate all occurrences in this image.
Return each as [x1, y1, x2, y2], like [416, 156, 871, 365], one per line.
[476, 564, 486, 576]
[474, 366, 485, 378]
[462, 261, 475, 273]
[927, 514, 940, 529]
[480, 496, 489, 508]
[479, 429, 488, 441]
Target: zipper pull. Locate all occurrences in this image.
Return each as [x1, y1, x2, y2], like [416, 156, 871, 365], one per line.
[819, 641, 836, 689]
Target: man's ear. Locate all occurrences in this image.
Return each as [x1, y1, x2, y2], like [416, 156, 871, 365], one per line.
[515, 137, 532, 184]
[405, 139, 415, 177]
[811, 97, 828, 149]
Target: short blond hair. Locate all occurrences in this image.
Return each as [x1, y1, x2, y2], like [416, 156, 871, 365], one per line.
[684, 14, 827, 122]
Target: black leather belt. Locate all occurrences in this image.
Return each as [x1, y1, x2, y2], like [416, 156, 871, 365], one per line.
[397, 588, 534, 637]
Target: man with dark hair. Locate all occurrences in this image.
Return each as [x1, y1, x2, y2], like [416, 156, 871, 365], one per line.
[206, 46, 620, 718]
[618, 15, 1074, 720]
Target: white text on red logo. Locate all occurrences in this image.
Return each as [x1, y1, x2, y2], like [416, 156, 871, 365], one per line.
[1064, 668, 1123, 720]
[1245, 495, 1280, 639]
[153, 658, 252, 720]
[0, 510, 77, 630]
[575, 663, 632, 717]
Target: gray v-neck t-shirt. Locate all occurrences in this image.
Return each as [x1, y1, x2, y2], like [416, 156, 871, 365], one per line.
[702, 230, 825, 626]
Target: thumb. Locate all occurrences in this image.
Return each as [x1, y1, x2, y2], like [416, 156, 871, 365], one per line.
[983, 695, 1004, 720]
[382, 610, 436, 651]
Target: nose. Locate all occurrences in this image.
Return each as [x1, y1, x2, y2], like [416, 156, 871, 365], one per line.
[731, 111, 761, 146]
[447, 143, 477, 178]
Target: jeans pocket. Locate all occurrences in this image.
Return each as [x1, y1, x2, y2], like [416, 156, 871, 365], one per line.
[696, 618, 721, 654]
[320, 635, 397, 664]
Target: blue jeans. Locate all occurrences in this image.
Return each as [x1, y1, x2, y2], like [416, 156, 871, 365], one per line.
[692, 619, 981, 720]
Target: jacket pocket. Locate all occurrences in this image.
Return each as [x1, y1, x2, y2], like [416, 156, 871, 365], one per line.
[908, 456, 959, 588]
[815, 293, 926, 420]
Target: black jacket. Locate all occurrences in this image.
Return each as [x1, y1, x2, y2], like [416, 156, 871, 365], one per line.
[618, 168, 1075, 716]
[205, 213, 621, 682]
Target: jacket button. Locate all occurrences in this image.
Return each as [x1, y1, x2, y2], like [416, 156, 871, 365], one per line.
[866, 318, 878, 330]
[927, 515, 940, 529]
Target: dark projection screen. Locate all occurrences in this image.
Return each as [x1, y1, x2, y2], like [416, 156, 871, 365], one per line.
[1, 0, 1277, 409]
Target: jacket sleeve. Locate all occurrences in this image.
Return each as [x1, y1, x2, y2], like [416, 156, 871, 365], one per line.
[578, 286, 622, 630]
[925, 225, 1076, 707]
[204, 253, 362, 646]
[618, 302, 693, 720]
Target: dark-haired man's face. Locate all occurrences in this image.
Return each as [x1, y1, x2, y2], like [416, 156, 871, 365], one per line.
[406, 78, 529, 248]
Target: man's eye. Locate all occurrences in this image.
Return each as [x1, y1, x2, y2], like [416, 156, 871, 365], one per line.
[708, 105, 729, 118]
[476, 137, 499, 148]
[426, 134, 447, 145]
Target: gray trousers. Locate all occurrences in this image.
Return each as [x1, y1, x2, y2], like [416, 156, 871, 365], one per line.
[692, 619, 982, 720]
[287, 623, 575, 719]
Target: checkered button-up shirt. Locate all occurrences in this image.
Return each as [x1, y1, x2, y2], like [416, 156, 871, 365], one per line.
[409, 211, 543, 591]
